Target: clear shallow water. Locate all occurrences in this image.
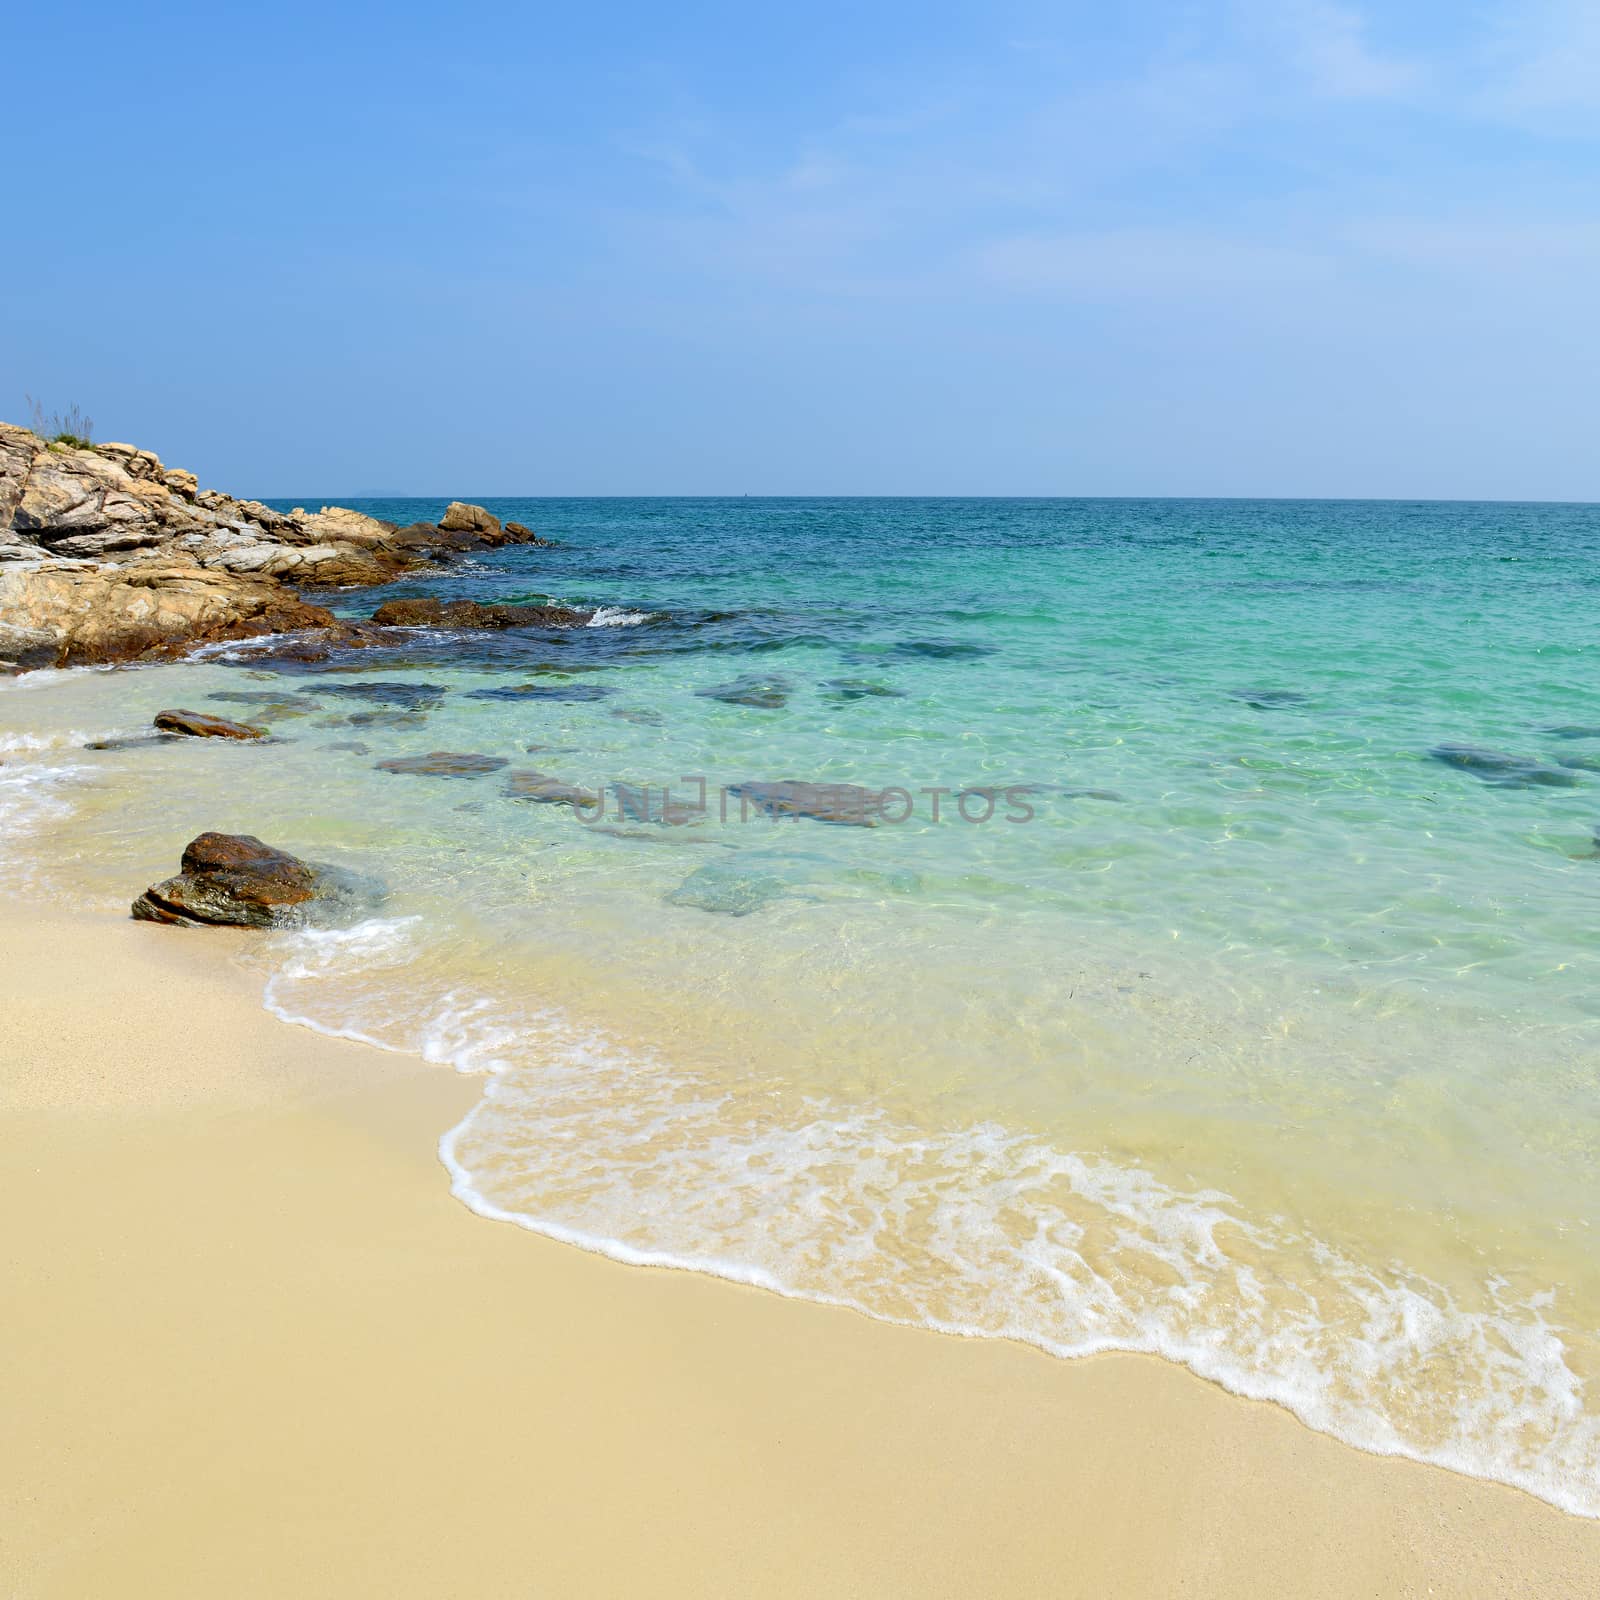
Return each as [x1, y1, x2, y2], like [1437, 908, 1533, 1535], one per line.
[5, 497, 1600, 1513]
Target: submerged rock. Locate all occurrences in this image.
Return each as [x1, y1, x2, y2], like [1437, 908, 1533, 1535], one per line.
[665, 859, 795, 916]
[85, 732, 183, 752]
[504, 769, 600, 808]
[207, 690, 321, 718]
[317, 681, 447, 709]
[1229, 687, 1309, 710]
[728, 779, 883, 826]
[610, 707, 664, 726]
[375, 751, 508, 778]
[153, 708, 267, 740]
[467, 682, 616, 702]
[696, 674, 792, 710]
[1542, 725, 1600, 740]
[890, 639, 994, 660]
[131, 831, 383, 929]
[369, 597, 589, 629]
[612, 783, 706, 826]
[821, 678, 904, 701]
[1429, 744, 1581, 789]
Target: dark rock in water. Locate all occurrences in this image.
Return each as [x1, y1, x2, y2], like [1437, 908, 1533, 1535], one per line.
[153, 708, 266, 740]
[503, 521, 556, 547]
[207, 690, 322, 716]
[210, 622, 410, 667]
[85, 732, 183, 752]
[1558, 754, 1600, 773]
[696, 674, 792, 710]
[728, 779, 883, 826]
[890, 639, 994, 660]
[1429, 744, 1581, 788]
[822, 678, 904, 701]
[613, 783, 706, 826]
[346, 708, 431, 729]
[131, 831, 383, 929]
[467, 683, 617, 703]
[1543, 725, 1600, 740]
[204, 688, 320, 720]
[317, 681, 447, 709]
[665, 859, 794, 916]
[504, 769, 600, 808]
[375, 751, 509, 778]
[1229, 687, 1309, 710]
[370, 597, 589, 630]
[590, 826, 723, 849]
[324, 740, 371, 754]
[611, 707, 664, 726]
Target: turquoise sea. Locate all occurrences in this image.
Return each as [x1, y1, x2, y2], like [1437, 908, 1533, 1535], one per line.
[5, 496, 1599, 1513]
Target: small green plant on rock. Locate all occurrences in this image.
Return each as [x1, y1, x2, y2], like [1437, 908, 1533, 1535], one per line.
[25, 394, 95, 450]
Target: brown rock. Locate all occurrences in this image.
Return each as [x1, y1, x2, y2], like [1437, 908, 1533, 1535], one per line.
[0, 418, 577, 672]
[504, 769, 601, 809]
[153, 709, 267, 740]
[375, 751, 509, 778]
[0, 561, 337, 670]
[503, 521, 556, 547]
[369, 596, 590, 629]
[727, 780, 884, 826]
[132, 833, 319, 927]
[438, 501, 502, 537]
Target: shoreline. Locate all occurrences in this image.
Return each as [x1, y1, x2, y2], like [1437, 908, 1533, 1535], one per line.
[6, 903, 1600, 1597]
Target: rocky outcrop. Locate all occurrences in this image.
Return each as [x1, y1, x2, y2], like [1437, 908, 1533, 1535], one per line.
[132, 831, 383, 928]
[439, 500, 501, 537]
[153, 709, 266, 740]
[0, 423, 552, 671]
[0, 559, 336, 669]
[369, 596, 589, 629]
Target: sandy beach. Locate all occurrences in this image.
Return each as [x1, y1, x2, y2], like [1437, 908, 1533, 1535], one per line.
[2, 905, 1596, 1598]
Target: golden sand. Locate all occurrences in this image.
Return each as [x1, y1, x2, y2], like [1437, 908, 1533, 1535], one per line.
[4, 906, 1598, 1598]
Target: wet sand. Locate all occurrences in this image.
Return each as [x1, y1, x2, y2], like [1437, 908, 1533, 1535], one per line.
[4, 906, 1598, 1598]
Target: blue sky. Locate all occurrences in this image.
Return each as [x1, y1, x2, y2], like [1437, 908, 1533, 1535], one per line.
[5, 1, 1597, 497]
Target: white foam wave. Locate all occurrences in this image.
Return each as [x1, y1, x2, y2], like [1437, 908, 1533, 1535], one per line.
[586, 606, 653, 628]
[259, 926, 1600, 1521]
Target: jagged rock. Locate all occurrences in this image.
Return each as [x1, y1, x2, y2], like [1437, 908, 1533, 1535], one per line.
[439, 501, 501, 537]
[153, 708, 267, 740]
[375, 751, 508, 777]
[131, 833, 315, 927]
[132, 831, 384, 928]
[370, 596, 589, 629]
[0, 560, 336, 670]
[0, 420, 561, 672]
[302, 505, 396, 546]
[503, 521, 555, 547]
